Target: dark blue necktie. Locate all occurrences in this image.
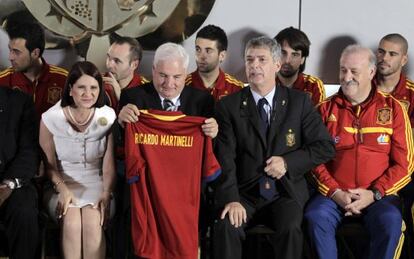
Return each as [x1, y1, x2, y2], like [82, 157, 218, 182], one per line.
[257, 98, 269, 136]
[257, 98, 277, 200]
[259, 175, 277, 200]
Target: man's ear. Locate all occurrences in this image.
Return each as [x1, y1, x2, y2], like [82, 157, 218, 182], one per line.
[219, 50, 227, 63]
[131, 59, 139, 71]
[31, 48, 40, 59]
[401, 54, 408, 67]
[369, 66, 377, 80]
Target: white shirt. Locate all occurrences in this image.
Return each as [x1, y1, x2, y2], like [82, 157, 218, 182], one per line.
[250, 87, 275, 121]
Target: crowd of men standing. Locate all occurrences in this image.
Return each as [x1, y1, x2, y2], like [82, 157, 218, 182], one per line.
[0, 15, 413, 259]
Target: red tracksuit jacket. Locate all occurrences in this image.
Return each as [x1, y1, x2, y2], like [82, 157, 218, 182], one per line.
[312, 88, 413, 197]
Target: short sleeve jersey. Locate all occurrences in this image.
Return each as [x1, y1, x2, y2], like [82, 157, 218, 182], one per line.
[125, 110, 221, 259]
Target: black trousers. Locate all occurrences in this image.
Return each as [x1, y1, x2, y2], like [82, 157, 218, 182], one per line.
[0, 184, 39, 259]
[112, 160, 136, 259]
[212, 196, 303, 259]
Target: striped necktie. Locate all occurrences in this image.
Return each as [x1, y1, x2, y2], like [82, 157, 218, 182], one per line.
[163, 99, 175, 111]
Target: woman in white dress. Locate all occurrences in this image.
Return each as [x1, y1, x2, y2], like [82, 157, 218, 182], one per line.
[39, 61, 116, 259]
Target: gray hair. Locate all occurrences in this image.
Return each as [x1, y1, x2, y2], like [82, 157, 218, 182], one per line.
[341, 44, 376, 69]
[153, 42, 189, 71]
[245, 36, 282, 62]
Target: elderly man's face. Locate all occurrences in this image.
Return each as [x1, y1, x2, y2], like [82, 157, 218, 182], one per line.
[339, 50, 376, 105]
[152, 59, 187, 99]
[245, 47, 281, 90]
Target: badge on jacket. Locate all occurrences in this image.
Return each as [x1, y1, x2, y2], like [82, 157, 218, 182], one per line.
[286, 129, 295, 147]
[98, 117, 108, 126]
[376, 107, 392, 125]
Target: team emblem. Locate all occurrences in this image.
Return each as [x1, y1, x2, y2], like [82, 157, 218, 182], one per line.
[376, 108, 392, 125]
[286, 129, 295, 147]
[47, 87, 62, 104]
[98, 117, 108, 126]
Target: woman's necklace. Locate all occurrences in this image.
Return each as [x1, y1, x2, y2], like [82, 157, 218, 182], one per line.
[67, 106, 94, 126]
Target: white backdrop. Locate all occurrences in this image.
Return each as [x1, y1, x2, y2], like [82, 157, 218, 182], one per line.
[1, 0, 414, 86]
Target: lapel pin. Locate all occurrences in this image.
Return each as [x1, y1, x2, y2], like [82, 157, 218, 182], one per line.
[243, 101, 247, 106]
[98, 117, 108, 126]
[282, 100, 286, 106]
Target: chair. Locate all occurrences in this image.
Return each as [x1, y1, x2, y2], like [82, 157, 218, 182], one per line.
[336, 217, 413, 259]
[242, 224, 276, 259]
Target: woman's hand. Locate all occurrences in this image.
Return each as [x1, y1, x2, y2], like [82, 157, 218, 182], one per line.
[94, 191, 112, 226]
[56, 184, 77, 219]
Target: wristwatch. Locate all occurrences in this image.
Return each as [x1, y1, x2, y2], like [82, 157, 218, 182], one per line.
[2, 179, 24, 190]
[3, 179, 17, 190]
[372, 188, 383, 201]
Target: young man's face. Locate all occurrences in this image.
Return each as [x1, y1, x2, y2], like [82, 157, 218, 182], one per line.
[195, 38, 225, 73]
[106, 43, 138, 81]
[376, 39, 407, 77]
[279, 40, 305, 78]
[8, 38, 36, 72]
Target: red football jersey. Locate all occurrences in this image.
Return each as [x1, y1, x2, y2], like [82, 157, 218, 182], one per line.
[0, 58, 67, 120]
[125, 110, 221, 259]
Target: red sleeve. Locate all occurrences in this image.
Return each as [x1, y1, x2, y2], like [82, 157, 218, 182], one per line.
[125, 123, 143, 184]
[202, 137, 221, 182]
[311, 102, 341, 196]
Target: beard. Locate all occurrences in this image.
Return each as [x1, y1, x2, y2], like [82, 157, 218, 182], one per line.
[197, 60, 219, 73]
[279, 64, 299, 78]
[13, 60, 32, 73]
[14, 54, 38, 73]
[376, 62, 399, 77]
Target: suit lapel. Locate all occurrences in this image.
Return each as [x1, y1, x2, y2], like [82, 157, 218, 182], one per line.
[240, 87, 267, 148]
[148, 83, 163, 110]
[178, 86, 189, 112]
[267, 86, 288, 152]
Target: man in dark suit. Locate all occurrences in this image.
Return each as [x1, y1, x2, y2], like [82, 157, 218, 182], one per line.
[212, 36, 335, 259]
[0, 87, 39, 258]
[115, 42, 218, 258]
[118, 42, 217, 136]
